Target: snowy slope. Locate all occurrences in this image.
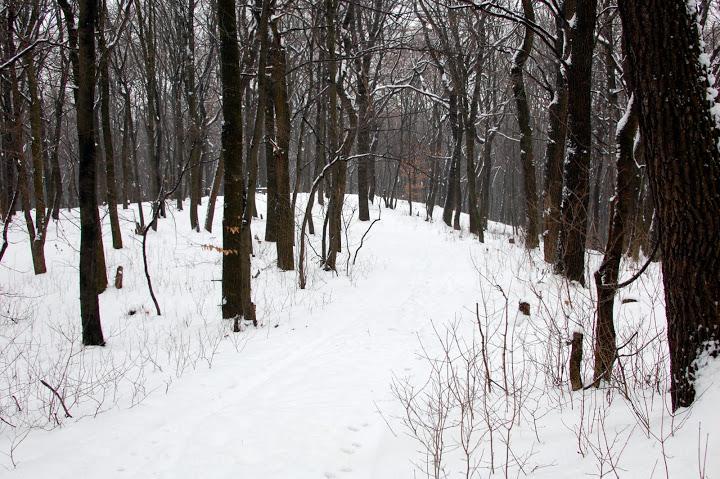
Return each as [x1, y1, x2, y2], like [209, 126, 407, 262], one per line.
[0, 195, 717, 478]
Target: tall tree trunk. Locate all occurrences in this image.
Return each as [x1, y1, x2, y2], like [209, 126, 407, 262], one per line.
[542, 0, 574, 263]
[98, 5, 122, 249]
[443, 93, 461, 229]
[324, 0, 343, 270]
[554, 0, 597, 285]
[49, 14, 68, 219]
[263, 70, 278, 242]
[618, 0, 720, 410]
[425, 104, 442, 222]
[120, 87, 131, 209]
[356, 73, 371, 222]
[270, 22, 294, 271]
[3, 7, 46, 275]
[135, 0, 164, 227]
[0, 17, 16, 221]
[184, 0, 202, 231]
[511, 0, 539, 249]
[478, 126, 495, 242]
[464, 117, 479, 236]
[217, 0, 256, 328]
[593, 92, 639, 385]
[244, 0, 271, 227]
[77, 0, 105, 346]
[25, 57, 48, 273]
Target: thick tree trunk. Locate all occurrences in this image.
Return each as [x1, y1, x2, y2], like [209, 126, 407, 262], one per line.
[554, 0, 597, 285]
[77, 0, 105, 346]
[619, 0, 720, 410]
[217, 0, 256, 328]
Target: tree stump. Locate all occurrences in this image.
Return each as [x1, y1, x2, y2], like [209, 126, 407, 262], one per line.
[114, 266, 124, 289]
[569, 331, 584, 391]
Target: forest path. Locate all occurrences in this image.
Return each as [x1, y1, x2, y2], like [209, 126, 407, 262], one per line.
[10, 201, 494, 478]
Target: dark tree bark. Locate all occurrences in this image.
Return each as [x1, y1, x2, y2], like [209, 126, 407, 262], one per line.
[25, 56, 49, 273]
[593, 91, 639, 385]
[324, 0, 344, 270]
[217, 0, 256, 328]
[263, 69, 278, 243]
[426, 104, 442, 222]
[60, 0, 108, 292]
[184, 0, 202, 232]
[3, 6, 46, 276]
[356, 75, 371, 222]
[119, 86, 131, 210]
[77, 0, 105, 346]
[511, 0, 539, 249]
[618, 0, 720, 410]
[270, 21, 294, 271]
[135, 0, 164, 227]
[49, 9, 69, 219]
[542, 0, 574, 263]
[554, 0, 597, 285]
[442, 93, 462, 230]
[245, 0, 272, 228]
[0, 23, 16, 222]
[98, 3, 122, 249]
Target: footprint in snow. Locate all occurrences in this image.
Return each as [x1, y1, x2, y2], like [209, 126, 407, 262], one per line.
[347, 425, 359, 432]
[340, 448, 355, 455]
[324, 473, 337, 479]
[352, 442, 361, 448]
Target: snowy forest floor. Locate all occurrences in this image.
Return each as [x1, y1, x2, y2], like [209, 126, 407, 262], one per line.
[0, 194, 718, 478]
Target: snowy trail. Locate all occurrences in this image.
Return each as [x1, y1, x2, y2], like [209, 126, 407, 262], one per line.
[6, 198, 715, 478]
[8, 207, 485, 478]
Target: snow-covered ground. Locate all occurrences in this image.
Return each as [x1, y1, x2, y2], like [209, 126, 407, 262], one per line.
[0, 195, 717, 478]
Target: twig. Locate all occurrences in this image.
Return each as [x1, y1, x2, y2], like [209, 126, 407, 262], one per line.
[40, 379, 73, 418]
[0, 415, 15, 428]
[352, 206, 381, 266]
